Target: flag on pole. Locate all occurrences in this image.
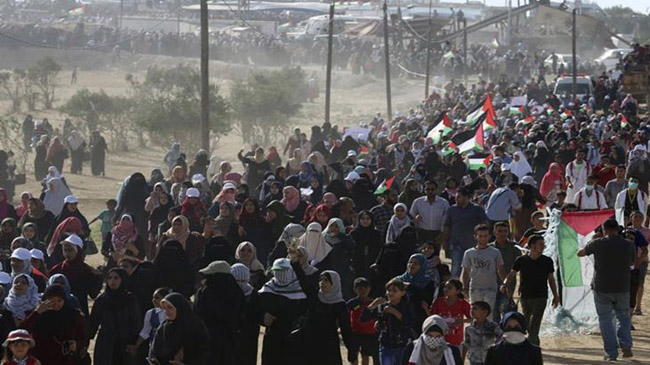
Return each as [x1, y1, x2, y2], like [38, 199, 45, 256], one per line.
[69, 5, 85, 15]
[483, 109, 498, 131]
[426, 112, 452, 144]
[374, 175, 396, 195]
[459, 98, 487, 126]
[441, 141, 457, 156]
[468, 154, 492, 170]
[458, 123, 485, 154]
[509, 106, 524, 116]
[521, 115, 534, 126]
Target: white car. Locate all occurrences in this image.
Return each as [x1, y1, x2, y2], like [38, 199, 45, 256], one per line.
[544, 54, 581, 70]
[593, 48, 631, 71]
[553, 75, 593, 100]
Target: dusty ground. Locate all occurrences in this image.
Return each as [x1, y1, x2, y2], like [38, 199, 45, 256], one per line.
[1, 47, 649, 363]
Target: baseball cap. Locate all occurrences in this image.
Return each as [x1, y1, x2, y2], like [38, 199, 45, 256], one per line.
[30, 249, 45, 261]
[186, 188, 200, 198]
[222, 182, 237, 191]
[270, 258, 291, 271]
[10, 248, 31, 261]
[64, 234, 83, 249]
[192, 173, 206, 184]
[199, 260, 231, 275]
[64, 195, 78, 204]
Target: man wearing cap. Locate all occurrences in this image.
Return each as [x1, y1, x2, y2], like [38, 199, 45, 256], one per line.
[10, 247, 47, 292]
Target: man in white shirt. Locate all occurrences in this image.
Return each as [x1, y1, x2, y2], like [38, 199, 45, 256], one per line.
[566, 149, 591, 204]
[615, 176, 648, 226]
[410, 180, 449, 246]
[574, 175, 608, 211]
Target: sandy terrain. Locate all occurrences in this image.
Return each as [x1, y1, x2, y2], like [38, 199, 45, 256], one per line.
[1, 48, 648, 364]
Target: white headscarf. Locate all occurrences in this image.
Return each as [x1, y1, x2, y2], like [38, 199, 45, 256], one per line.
[409, 315, 456, 365]
[235, 241, 265, 272]
[43, 177, 73, 216]
[3, 274, 39, 321]
[508, 151, 532, 180]
[206, 155, 220, 178]
[318, 270, 344, 304]
[67, 130, 85, 151]
[298, 222, 332, 265]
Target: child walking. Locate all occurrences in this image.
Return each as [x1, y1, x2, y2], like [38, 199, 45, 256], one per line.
[89, 199, 117, 243]
[347, 277, 379, 365]
[428, 279, 471, 350]
[463, 301, 502, 365]
[2, 329, 41, 365]
[362, 278, 414, 365]
[125, 287, 171, 361]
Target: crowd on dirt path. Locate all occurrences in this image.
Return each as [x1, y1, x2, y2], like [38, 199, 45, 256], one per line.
[0, 41, 650, 364]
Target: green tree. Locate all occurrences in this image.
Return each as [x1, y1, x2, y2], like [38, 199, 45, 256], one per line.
[128, 65, 230, 152]
[28, 57, 61, 109]
[230, 66, 309, 145]
[60, 88, 135, 150]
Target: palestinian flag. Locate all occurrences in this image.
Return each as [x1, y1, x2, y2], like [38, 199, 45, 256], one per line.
[427, 112, 452, 144]
[468, 154, 492, 170]
[69, 5, 84, 15]
[460, 100, 486, 126]
[509, 106, 524, 116]
[442, 141, 457, 156]
[458, 123, 485, 154]
[483, 109, 498, 131]
[521, 116, 534, 126]
[551, 210, 614, 319]
[620, 114, 629, 129]
[374, 175, 396, 195]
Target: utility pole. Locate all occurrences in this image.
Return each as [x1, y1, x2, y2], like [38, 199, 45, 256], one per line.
[200, 0, 210, 150]
[119, 0, 124, 30]
[424, 0, 433, 99]
[572, 8, 577, 104]
[324, 3, 334, 124]
[383, 1, 392, 119]
[463, 19, 467, 84]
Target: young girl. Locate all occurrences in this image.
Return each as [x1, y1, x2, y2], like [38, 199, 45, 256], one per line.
[362, 278, 414, 365]
[126, 287, 171, 361]
[428, 279, 471, 349]
[1, 329, 41, 365]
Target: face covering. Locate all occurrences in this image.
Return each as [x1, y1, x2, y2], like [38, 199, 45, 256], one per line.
[629, 182, 639, 190]
[423, 335, 446, 350]
[585, 184, 594, 191]
[503, 330, 527, 344]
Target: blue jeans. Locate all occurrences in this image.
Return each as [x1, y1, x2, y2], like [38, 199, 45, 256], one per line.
[379, 346, 405, 365]
[594, 291, 633, 359]
[450, 245, 467, 278]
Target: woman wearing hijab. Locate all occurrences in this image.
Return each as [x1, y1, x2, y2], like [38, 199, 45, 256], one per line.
[386, 203, 413, 243]
[298, 222, 331, 267]
[237, 147, 271, 191]
[308, 151, 329, 184]
[153, 240, 195, 298]
[163, 143, 182, 176]
[262, 181, 283, 207]
[104, 214, 144, 268]
[291, 265, 352, 365]
[22, 284, 87, 365]
[189, 149, 210, 177]
[147, 192, 173, 258]
[67, 131, 85, 175]
[18, 199, 54, 242]
[532, 141, 550, 183]
[398, 254, 436, 332]
[34, 135, 49, 181]
[41, 178, 72, 217]
[235, 241, 267, 290]
[45, 137, 68, 173]
[194, 261, 244, 364]
[20, 223, 48, 259]
[266, 146, 282, 171]
[267, 223, 306, 267]
[148, 169, 165, 189]
[90, 268, 141, 365]
[49, 234, 103, 316]
[485, 311, 542, 365]
[89, 130, 108, 176]
[285, 148, 303, 176]
[180, 188, 206, 233]
[3, 274, 39, 325]
[281, 186, 306, 224]
[10, 247, 47, 292]
[265, 200, 292, 243]
[0, 218, 18, 265]
[298, 162, 318, 188]
[351, 210, 383, 280]
[47, 196, 89, 244]
[508, 151, 533, 182]
[258, 258, 307, 365]
[149, 293, 210, 365]
[238, 198, 271, 264]
[144, 182, 168, 213]
[539, 162, 565, 203]
[116, 173, 150, 241]
[231, 263, 260, 365]
[47, 274, 80, 310]
[309, 176, 325, 206]
[211, 201, 240, 247]
[407, 315, 462, 365]
[320, 218, 355, 300]
[399, 179, 423, 209]
[46, 216, 84, 267]
[13, 192, 31, 220]
[157, 215, 202, 264]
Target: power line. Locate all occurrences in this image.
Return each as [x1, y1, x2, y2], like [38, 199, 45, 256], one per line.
[0, 6, 184, 51]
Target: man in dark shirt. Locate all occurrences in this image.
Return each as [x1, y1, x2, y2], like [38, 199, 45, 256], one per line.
[578, 219, 635, 361]
[504, 235, 558, 346]
[489, 222, 522, 323]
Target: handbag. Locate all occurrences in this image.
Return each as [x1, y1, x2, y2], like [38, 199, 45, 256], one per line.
[84, 239, 99, 255]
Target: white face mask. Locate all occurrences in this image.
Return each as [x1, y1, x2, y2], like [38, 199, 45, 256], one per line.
[503, 331, 527, 344]
[423, 335, 446, 350]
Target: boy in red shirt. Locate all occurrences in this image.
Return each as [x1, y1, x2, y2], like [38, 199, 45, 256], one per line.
[346, 278, 378, 365]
